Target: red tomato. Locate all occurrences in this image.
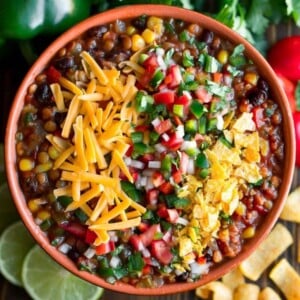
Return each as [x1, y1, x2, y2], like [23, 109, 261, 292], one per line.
[46, 65, 61, 83]
[153, 119, 173, 135]
[164, 65, 182, 88]
[268, 36, 300, 82]
[140, 224, 161, 247]
[85, 229, 97, 244]
[95, 241, 115, 255]
[252, 107, 265, 128]
[161, 132, 184, 151]
[153, 91, 175, 105]
[150, 240, 173, 265]
[275, 72, 296, 112]
[293, 112, 300, 167]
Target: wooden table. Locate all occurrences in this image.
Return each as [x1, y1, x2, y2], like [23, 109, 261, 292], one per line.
[0, 17, 299, 300]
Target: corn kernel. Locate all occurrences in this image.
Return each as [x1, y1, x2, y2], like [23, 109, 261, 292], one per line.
[35, 161, 53, 173]
[142, 29, 156, 44]
[126, 25, 136, 35]
[217, 49, 229, 64]
[242, 226, 256, 239]
[188, 227, 197, 243]
[37, 210, 51, 221]
[147, 16, 164, 35]
[131, 34, 146, 52]
[19, 158, 35, 172]
[244, 72, 258, 85]
[48, 145, 60, 160]
[235, 202, 246, 216]
[28, 198, 42, 213]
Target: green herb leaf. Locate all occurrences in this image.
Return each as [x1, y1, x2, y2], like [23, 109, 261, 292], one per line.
[128, 252, 145, 274]
[165, 194, 190, 209]
[205, 80, 232, 98]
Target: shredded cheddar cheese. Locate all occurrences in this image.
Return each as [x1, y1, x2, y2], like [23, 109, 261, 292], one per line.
[46, 51, 146, 245]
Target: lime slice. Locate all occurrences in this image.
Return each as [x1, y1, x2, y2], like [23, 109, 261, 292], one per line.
[22, 245, 104, 300]
[0, 144, 6, 184]
[0, 221, 35, 286]
[0, 182, 20, 234]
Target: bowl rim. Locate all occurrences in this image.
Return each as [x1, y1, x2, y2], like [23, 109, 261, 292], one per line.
[5, 4, 295, 295]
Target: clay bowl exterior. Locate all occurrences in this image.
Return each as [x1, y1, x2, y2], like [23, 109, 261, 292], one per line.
[5, 4, 295, 295]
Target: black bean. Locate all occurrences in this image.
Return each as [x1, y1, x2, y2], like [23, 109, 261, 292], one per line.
[132, 15, 147, 30]
[54, 56, 75, 70]
[54, 112, 67, 125]
[201, 30, 214, 44]
[67, 249, 80, 261]
[246, 87, 267, 106]
[176, 272, 189, 282]
[87, 25, 108, 38]
[257, 78, 269, 92]
[34, 83, 54, 106]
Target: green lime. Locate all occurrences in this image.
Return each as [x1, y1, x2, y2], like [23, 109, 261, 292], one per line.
[0, 221, 35, 286]
[22, 245, 104, 300]
[0, 144, 6, 184]
[0, 182, 20, 234]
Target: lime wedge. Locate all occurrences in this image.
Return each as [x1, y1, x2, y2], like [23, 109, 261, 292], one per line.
[22, 245, 104, 300]
[0, 144, 6, 184]
[0, 182, 20, 234]
[0, 221, 35, 286]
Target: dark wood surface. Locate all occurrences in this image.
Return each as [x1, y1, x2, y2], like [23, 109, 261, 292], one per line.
[0, 18, 299, 300]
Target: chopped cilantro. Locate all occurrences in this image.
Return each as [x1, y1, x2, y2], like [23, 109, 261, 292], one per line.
[205, 80, 232, 98]
[128, 252, 145, 274]
[182, 50, 194, 67]
[165, 194, 190, 209]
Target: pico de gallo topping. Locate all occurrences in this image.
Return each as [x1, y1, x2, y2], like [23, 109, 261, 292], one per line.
[15, 15, 284, 288]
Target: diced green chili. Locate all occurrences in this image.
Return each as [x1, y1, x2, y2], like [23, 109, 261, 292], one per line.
[150, 69, 164, 88]
[149, 131, 160, 144]
[190, 100, 205, 119]
[196, 152, 210, 169]
[75, 208, 88, 223]
[121, 180, 143, 203]
[173, 104, 184, 117]
[185, 119, 198, 133]
[182, 50, 194, 67]
[161, 154, 172, 178]
[207, 117, 218, 132]
[198, 168, 210, 179]
[135, 91, 154, 112]
[165, 194, 189, 209]
[204, 55, 220, 73]
[131, 131, 144, 143]
[132, 142, 153, 158]
[57, 195, 73, 208]
[198, 115, 207, 134]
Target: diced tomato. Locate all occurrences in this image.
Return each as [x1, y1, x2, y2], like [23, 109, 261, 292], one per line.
[95, 241, 115, 255]
[150, 240, 173, 265]
[140, 153, 155, 163]
[60, 222, 87, 239]
[143, 55, 159, 73]
[135, 125, 150, 132]
[153, 119, 173, 135]
[166, 208, 179, 223]
[172, 169, 182, 184]
[140, 224, 161, 247]
[197, 256, 207, 264]
[153, 90, 175, 105]
[162, 229, 172, 243]
[164, 65, 182, 88]
[194, 86, 212, 103]
[46, 65, 61, 84]
[138, 221, 150, 233]
[252, 107, 265, 128]
[85, 229, 97, 244]
[142, 265, 153, 275]
[157, 205, 168, 218]
[146, 189, 159, 205]
[212, 72, 223, 83]
[130, 234, 145, 251]
[152, 171, 165, 187]
[159, 181, 174, 194]
[179, 151, 189, 174]
[161, 132, 183, 151]
[173, 115, 183, 126]
[175, 93, 191, 106]
[125, 144, 134, 157]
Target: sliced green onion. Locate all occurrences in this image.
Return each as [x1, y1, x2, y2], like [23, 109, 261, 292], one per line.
[190, 100, 205, 119]
[204, 55, 221, 73]
[150, 69, 164, 88]
[183, 50, 194, 67]
[198, 115, 207, 134]
[173, 104, 184, 117]
[196, 152, 210, 169]
[184, 119, 198, 133]
[199, 168, 210, 179]
[219, 135, 233, 148]
[131, 131, 144, 143]
[161, 154, 172, 178]
[135, 91, 154, 112]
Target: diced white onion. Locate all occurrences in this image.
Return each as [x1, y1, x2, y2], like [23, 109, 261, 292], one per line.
[139, 176, 148, 187]
[180, 140, 197, 151]
[110, 256, 121, 268]
[148, 161, 162, 169]
[58, 243, 72, 254]
[109, 231, 119, 242]
[157, 55, 167, 71]
[145, 177, 154, 191]
[124, 156, 132, 166]
[187, 158, 195, 174]
[142, 248, 151, 258]
[216, 115, 224, 130]
[175, 125, 185, 138]
[151, 117, 161, 127]
[156, 47, 165, 57]
[190, 262, 210, 275]
[84, 247, 96, 259]
[161, 133, 170, 141]
[175, 268, 185, 276]
[176, 217, 189, 226]
[182, 90, 192, 100]
[142, 169, 155, 176]
[154, 143, 167, 153]
[130, 160, 145, 169]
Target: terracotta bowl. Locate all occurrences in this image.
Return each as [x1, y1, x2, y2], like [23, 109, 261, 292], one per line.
[5, 4, 295, 295]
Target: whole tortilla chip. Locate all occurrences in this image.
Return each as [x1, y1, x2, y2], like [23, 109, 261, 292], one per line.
[259, 287, 281, 300]
[280, 186, 300, 223]
[222, 268, 245, 291]
[195, 281, 233, 300]
[233, 283, 260, 300]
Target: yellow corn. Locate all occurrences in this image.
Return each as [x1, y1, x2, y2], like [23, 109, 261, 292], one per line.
[126, 25, 136, 35]
[35, 162, 53, 173]
[242, 226, 256, 239]
[142, 29, 156, 44]
[244, 72, 258, 85]
[235, 202, 246, 216]
[37, 210, 51, 221]
[147, 16, 164, 35]
[188, 227, 198, 243]
[131, 34, 146, 52]
[28, 198, 42, 213]
[19, 158, 35, 172]
[48, 145, 60, 160]
[217, 49, 229, 64]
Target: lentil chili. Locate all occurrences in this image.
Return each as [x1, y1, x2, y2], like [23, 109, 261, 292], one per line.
[15, 15, 284, 288]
